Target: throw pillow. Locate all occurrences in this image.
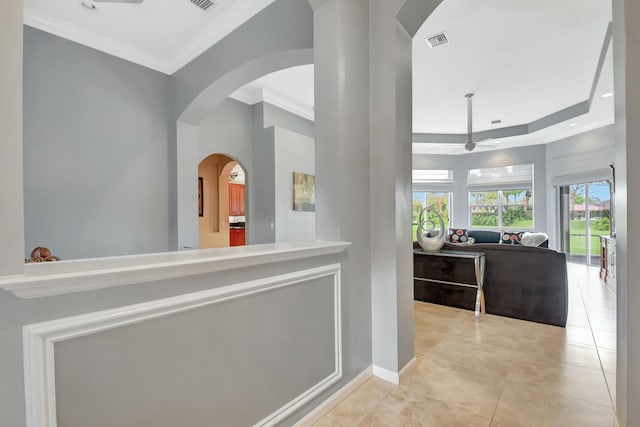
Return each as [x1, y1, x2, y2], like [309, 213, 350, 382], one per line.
[520, 232, 549, 247]
[501, 231, 524, 245]
[448, 228, 469, 244]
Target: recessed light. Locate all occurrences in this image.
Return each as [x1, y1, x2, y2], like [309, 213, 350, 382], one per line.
[81, 1, 96, 10]
[569, 123, 578, 127]
[602, 92, 614, 98]
[493, 140, 500, 144]
[428, 145, 434, 148]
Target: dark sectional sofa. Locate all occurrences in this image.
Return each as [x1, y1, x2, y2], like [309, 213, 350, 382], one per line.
[413, 230, 568, 327]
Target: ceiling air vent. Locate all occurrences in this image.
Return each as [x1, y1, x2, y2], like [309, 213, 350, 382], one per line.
[426, 32, 449, 48]
[190, 0, 215, 11]
[491, 119, 502, 125]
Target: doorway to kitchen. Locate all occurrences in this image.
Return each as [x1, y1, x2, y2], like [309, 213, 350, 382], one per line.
[198, 154, 247, 248]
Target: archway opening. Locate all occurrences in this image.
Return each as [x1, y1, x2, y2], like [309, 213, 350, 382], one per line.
[198, 154, 247, 248]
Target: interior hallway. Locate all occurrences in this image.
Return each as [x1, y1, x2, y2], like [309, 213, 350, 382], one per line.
[313, 263, 617, 427]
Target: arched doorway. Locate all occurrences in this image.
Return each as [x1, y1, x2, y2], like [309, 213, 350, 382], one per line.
[198, 154, 247, 248]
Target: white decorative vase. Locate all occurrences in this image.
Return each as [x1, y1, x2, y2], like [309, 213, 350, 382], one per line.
[416, 208, 446, 252]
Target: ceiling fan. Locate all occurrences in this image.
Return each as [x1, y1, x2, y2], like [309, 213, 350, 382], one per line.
[463, 93, 494, 151]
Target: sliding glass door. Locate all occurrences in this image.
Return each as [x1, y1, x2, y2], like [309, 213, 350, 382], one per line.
[560, 181, 612, 265]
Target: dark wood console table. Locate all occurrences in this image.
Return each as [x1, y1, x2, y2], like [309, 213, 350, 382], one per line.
[413, 249, 486, 320]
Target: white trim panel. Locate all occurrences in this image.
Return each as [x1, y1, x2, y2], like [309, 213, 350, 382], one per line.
[1, 241, 350, 299]
[23, 264, 343, 427]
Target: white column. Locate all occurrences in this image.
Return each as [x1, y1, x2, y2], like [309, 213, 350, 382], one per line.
[0, 0, 25, 275]
[369, 0, 415, 375]
[613, 0, 640, 425]
[311, 0, 415, 380]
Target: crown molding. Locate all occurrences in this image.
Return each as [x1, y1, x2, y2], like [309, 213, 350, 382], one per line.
[165, 0, 279, 74]
[229, 87, 315, 122]
[262, 89, 315, 121]
[24, 12, 170, 74]
[24, 0, 278, 75]
[229, 86, 264, 106]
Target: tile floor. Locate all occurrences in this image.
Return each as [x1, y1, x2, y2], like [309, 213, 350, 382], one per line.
[314, 263, 617, 427]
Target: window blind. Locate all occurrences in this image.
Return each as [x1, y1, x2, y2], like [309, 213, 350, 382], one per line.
[468, 163, 533, 191]
[412, 169, 454, 191]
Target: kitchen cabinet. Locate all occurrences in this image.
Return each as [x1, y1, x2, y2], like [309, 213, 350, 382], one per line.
[230, 228, 245, 246]
[229, 183, 245, 216]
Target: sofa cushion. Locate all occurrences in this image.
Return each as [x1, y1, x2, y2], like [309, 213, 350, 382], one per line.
[468, 230, 501, 243]
[448, 228, 469, 244]
[521, 232, 549, 247]
[501, 231, 524, 244]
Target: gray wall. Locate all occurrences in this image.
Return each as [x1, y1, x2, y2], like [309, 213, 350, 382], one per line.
[173, 0, 314, 122]
[274, 127, 316, 242]
[413, 144, 548, 236]
[250, 103, 277, 244]
[23, 27, 174, 260]
[55, 276, 335, 427]
[176, 99, 315, 247]
[0, 0, 25, 275]
[0, 254, 345, 427]
[264, 102, 315, 139]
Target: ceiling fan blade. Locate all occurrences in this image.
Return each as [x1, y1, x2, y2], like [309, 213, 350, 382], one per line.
[92, 0, 144, 3]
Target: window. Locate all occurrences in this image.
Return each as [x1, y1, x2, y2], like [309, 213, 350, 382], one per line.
[413, 191, 452, 230]
[412, 169, 453, 240]
[468, 164, 534, 229]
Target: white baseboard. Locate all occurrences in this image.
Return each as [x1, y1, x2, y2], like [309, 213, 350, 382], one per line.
[293, 366, 373, 427]
[372, 365, 399, 384]
[373, 357, 417, 385]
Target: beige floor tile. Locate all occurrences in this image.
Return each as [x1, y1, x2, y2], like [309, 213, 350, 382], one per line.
[551, 342, 602, 370]
[587, 306, 616, 320]
[414, 335, 444, 355]
[313, 415, 344, 427]
[515, 337, 601, 371]
[598, 348, 617, 374]
[605, 372, 616, 403]
[505, 360, 611, 407]
[565, 325, 596, 346]
[567, 308, 590, 327]
[357, 387, 491, 427]
[401, 355, 504, 419]
[593, 329, 617, 350]
[426, 335, 518, 379]
[447, 315, 522, 351]
[492, 382, 616, 427]
[326, 378, 396, 426]
[589, 316, 617, 333]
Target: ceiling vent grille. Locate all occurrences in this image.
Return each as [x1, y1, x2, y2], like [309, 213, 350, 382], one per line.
[190, 0, 215, 11]
[426, 32, 449, 48]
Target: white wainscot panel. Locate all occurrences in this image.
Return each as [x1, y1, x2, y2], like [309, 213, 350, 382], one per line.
[23, 264, 343, 427]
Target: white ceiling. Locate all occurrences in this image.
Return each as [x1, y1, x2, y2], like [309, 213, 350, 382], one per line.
[413, 0, 612, 134]
[24, 0, 277, 73]
[230, 65, 315, 121]
[25, 0, 615, 154]
[230, 0, 614, 154]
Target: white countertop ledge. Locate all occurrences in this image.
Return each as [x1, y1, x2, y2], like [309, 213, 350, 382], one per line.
[0, 241, 351, 299]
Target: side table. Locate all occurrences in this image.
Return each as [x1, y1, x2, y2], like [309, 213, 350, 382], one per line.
[413, 249, 486, 320]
